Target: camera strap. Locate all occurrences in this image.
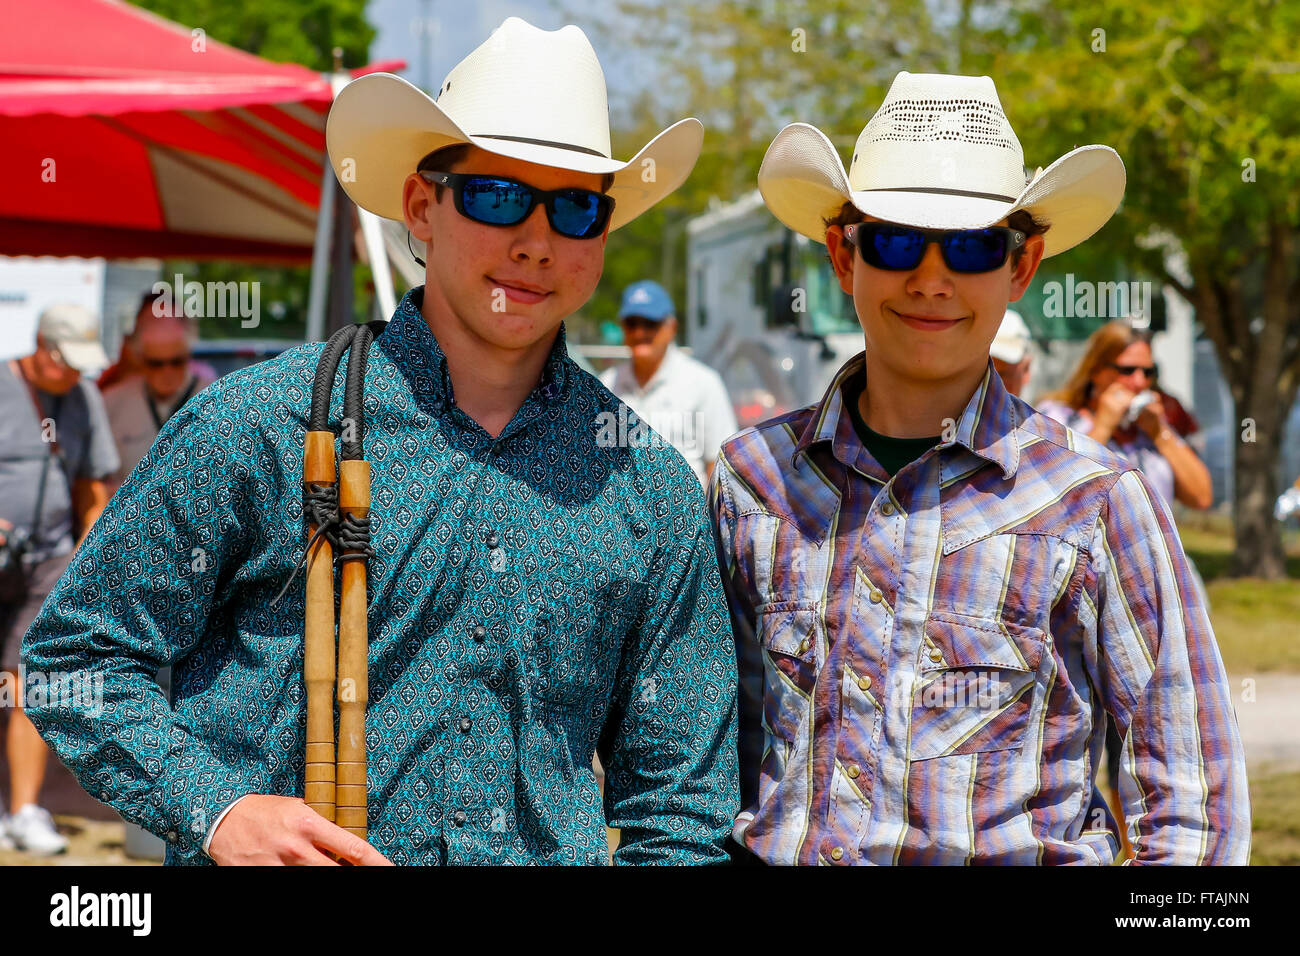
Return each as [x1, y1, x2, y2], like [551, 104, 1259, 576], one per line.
[11, 360, 63, 553]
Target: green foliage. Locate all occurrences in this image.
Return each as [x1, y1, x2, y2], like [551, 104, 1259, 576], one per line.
[129, 0, 375, 70]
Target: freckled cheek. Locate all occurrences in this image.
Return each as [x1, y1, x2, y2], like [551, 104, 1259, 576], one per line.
[555, 248, 605, 298]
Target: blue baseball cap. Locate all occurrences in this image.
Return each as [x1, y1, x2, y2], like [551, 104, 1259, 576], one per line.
[618, 280, 675, 322]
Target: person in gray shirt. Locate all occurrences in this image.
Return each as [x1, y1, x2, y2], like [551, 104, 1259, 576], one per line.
[0, 304, 118, 855]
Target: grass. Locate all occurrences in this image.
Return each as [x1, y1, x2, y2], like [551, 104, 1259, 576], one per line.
[1176, 517, 1300, 674]
[1248, 770, 1300, 866]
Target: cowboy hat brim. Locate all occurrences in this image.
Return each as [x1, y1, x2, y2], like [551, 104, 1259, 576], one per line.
[758, 122, 1126, 257]
[326, 73, 703, 232]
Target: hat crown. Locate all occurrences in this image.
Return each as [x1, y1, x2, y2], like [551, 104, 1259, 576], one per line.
[434, 17, 612, 160]
[850, 72, 1028, 201]
[38, 302, 96, 340]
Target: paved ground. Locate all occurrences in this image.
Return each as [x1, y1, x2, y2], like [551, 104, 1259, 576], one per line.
[0, 674, 1293, 865]
[1228, 671, 1300, 772]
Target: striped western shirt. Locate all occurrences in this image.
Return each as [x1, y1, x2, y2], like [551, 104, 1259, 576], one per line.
[709, 352, 1249, 865]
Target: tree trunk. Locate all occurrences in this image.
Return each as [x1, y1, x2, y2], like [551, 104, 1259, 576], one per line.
[1193, 218, 1297, 579]
[1191, 253, 1290, 579]
[1231, 402, 1287, 578]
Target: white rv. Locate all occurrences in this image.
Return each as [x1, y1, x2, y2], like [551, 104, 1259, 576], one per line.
[684, 190, 863, 429]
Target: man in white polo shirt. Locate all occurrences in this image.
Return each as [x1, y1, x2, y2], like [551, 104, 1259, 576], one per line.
[600, 280, 737, 487]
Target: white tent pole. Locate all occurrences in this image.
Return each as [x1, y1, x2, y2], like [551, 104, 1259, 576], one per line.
[305, 153, 335, 342]
[358, 208, 397, 320]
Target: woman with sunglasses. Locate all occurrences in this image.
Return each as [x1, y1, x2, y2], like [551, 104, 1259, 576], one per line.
[1038, 320, 1213, 512]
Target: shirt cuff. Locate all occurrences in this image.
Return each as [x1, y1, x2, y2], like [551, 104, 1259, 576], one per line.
[203, 793, 253, 859]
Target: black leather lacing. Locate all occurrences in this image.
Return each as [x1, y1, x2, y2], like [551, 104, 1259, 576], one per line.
[271, 320, 386, 607]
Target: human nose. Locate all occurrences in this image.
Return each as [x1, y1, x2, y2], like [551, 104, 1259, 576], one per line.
[509, 201, 554, 265]
[903, 241, 954, 298]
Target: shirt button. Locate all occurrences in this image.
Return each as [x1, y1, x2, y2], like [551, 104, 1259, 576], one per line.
[458, 716, 473, 733]
[797, 637, 812, 655]
[830, 846, 844, 861]
[881, 502, 896, 516]
[846, 764, 861, 779]
[452, 810, 467, 828]
[856, 675, 872, 691]
[472, 625, 487, 642]
[486, 532, 499, 548]
[929, 650, 944, 663]
[166, 830, 178, 841]
[869, 588, 883, 604]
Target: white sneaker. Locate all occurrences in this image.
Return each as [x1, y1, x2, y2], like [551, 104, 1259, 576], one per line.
[6, 804, 68, 855]
[0, 809, 13, 851]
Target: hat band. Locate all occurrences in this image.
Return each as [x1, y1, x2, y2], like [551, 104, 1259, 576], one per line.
[863, 185, 1020, 203]
[473, 133, 609, 158]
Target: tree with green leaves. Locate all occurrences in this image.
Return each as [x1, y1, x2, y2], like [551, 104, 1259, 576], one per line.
[986, 0, 1300, 578]
[580, 0, 1298, 577]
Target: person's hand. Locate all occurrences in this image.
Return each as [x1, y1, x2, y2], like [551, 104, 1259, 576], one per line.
[1093, 383, 1136, 432]
[0, 517, 11, 548]
[207, 794, 394, 866]
[1137, 395, 1171, 441]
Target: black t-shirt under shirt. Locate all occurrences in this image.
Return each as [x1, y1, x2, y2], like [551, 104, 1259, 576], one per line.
[842, 369, 941, 478]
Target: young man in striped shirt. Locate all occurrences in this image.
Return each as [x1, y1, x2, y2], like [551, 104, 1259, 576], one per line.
[710, 71, 1249, 865]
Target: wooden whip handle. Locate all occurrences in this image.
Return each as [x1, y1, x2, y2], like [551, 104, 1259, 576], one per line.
[336, 459, 370, 839]
[303, 432, 337, 822]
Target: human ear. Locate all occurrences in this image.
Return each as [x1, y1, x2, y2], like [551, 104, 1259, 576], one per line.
[825, 225, 856, 294]
[1008, 233, 1046, 302]
[402, 173, 435, 243]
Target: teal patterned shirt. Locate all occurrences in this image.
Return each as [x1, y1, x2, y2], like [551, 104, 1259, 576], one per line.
[22, 288, 739, 865]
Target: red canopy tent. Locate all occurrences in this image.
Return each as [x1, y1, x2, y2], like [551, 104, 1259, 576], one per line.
[0, 0, 402, 262]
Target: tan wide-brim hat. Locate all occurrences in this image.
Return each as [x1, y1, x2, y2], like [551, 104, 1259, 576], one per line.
[758, 71, 1126, 257]
[326, 17, 703, 232]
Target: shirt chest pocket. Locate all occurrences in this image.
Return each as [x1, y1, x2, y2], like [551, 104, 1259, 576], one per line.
[909, 610, 1047, 761]
[527, 548, 642, 710]
[756, 601, 823, 744]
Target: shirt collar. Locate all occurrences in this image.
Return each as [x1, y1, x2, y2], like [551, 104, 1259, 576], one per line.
[378, 286, 571, 411]
[792, 352, 1021, 480]
[623, 342, 680, 393]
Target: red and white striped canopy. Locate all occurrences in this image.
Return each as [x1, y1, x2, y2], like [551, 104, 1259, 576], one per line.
[0, 0, 402, 261]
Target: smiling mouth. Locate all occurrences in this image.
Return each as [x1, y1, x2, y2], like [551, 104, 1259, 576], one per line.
[490, 277, 552, 304]
[893, 308, 965, 330]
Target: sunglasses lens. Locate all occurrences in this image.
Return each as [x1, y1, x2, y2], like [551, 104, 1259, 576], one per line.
[861, 225, 927, 269]
[942, 228, 1009, 273]
[460, 177, 533, 225]
[550, 190, 608, 239]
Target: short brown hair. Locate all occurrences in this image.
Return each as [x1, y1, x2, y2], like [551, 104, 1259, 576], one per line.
[822, 201, 1049, 267]
[417, 144, 615, 200]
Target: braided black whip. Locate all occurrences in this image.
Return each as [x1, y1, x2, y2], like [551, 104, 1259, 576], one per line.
[271, 321, 383, 605]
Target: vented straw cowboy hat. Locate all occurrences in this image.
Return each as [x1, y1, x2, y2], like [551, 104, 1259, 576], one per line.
[758, 71, 1126, 257]
[326, 17, 703, 232]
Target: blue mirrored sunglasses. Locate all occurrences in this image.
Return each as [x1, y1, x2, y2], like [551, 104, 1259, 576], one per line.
[419, 171, 615, 240]
[844, 222, 1027, 273]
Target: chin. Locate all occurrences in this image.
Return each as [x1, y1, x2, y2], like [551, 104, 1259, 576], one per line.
[470, 310, 563, 350]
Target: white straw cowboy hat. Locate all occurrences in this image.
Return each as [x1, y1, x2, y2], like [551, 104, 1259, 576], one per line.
[758, 71, 1125, 257]
[326, 17, 703, 232]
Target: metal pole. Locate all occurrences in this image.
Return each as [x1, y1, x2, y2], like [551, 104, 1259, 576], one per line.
[305, 160, 336, 342]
